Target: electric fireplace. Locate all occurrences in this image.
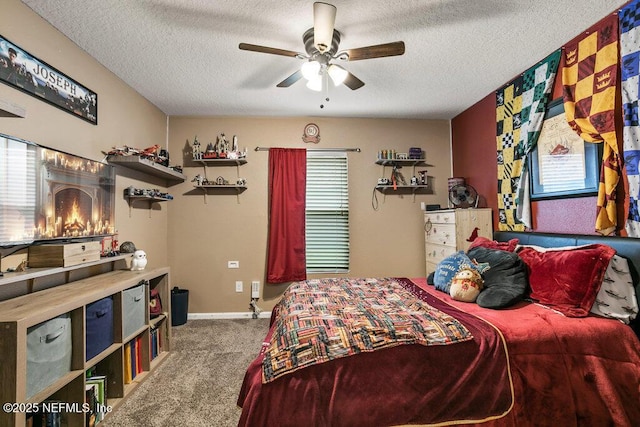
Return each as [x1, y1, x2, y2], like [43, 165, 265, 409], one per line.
[0, 133, 115, 247]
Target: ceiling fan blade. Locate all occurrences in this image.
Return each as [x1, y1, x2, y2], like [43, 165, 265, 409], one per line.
[313, 2, 337, 53]
[343, 72, 365, 90]
[277, 70, 304, 88]
[238, 43, 301, 58]
[346, 41, 405, 61]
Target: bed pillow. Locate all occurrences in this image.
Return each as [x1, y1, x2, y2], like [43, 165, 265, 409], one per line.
[516, 244, 616, 317]
[467, 246, 529, 309]
[591, 254, 639, 324]
[468, 236, 519, 252]
[433, 251, 488, 294]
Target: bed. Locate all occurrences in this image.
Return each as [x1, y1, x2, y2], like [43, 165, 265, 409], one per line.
[237, 231, 640, 426]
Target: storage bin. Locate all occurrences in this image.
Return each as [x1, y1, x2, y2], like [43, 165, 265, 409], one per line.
[123, 282, 146, 338]
[26, 313, 73, 398]
[86, 296, 114, 361]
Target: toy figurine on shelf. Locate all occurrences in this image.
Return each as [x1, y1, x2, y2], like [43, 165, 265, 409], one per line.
[130, 250, 148, 271]
[192, 136, 202, 160]
[203, 142, 217, 159]
[191, 174, 209, 186]
[217, 133, 228, 158]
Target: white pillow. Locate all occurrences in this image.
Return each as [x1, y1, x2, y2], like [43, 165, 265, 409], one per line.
[590, 254, 639, 324]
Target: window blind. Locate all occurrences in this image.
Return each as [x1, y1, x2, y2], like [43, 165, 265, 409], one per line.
[305, 152, 349, 273]
[0, 137, 37, 245]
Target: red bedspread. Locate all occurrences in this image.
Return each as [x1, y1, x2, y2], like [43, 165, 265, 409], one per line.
[237, 278, 640, 426]
[238, 278, 513, 427]
[414, 277, 640, 427]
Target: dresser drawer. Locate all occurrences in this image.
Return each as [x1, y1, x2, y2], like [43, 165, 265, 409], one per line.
[424, 210, 456, 225]
[425, 222, 456, 247]
[425, 243, 456, 264]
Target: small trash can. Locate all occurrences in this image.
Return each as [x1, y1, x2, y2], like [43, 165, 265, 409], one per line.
[171, 287, 189, 326]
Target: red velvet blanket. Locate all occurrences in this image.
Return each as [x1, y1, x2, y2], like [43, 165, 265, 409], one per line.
[238, 278, 514, 426]
[412, 277, 640, 427]
[238, 278, 640, 426]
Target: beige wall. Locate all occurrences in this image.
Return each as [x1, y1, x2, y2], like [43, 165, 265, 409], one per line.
[0, 0, 169, 271]
[168, 117, 451, 313]
[1, 0, 453, 315]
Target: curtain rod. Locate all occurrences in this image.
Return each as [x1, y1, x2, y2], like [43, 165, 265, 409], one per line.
[254, 147, 361, 152]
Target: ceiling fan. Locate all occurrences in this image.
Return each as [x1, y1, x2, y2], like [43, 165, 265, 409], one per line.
[238, 2, 405, 91]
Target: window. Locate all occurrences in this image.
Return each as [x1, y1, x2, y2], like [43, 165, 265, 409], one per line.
[0, 136, 37, 246]
[305, 152, 349, 273]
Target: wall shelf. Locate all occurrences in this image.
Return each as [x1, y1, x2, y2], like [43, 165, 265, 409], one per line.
[375, 185, 431, 194]
[193, 184, 247, 192]
[0, 99, 26, 118]
[196, 158, 247, 166]
[106, 155, 186, 185]
[375, 159, 432, 167]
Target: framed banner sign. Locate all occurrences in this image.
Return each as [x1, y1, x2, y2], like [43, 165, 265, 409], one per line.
[529, 98, 601, 200]
[0, 35, 97, 125]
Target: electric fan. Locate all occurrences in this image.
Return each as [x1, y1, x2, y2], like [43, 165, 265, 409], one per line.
[448, 184, 479, 208]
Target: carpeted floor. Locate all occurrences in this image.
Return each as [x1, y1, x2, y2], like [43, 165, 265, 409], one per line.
[102, 318, 270, 427]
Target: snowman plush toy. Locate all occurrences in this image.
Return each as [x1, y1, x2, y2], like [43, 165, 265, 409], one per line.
[130, 250, 148, 271]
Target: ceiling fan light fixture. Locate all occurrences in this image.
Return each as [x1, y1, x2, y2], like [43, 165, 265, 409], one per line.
[313, 2, 337, 53]
[306, 75, 323, 92]
[327, 64, 348, 86]
[301, 60, 321, 80]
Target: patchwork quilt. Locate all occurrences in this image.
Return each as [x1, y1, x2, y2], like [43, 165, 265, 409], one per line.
[262, 277, 472, 383]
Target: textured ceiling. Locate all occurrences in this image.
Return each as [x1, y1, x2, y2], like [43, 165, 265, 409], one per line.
[21, 0, 625, 119]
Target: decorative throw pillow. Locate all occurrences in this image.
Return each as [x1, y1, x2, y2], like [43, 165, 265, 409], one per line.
[449, 267, 484, 302]
[467, 246, 529, 309]
[590, 254, 639, 324]
[516, 244, 616, 317]
[468, 236, 519, 252]
[434, 251, 488, 294]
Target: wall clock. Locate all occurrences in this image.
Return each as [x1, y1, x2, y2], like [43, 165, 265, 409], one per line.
[302, 123, 320, 144]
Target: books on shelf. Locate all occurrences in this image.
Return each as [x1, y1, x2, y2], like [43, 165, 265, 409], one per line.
[86, 375, 107, 424]
[124, 335, 144, 384]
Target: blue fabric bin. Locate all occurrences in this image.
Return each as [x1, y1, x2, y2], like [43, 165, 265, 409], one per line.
[85, 296, 114, 361]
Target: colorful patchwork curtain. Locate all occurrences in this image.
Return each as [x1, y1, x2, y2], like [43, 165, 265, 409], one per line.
[266, 148, 307, 283]
[496, 51, 560, 231]
[620, 1, 640, 237]
[562, 15, 620, 235]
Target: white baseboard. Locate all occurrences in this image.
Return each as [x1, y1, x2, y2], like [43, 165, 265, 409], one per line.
[187, 311, 272, 320]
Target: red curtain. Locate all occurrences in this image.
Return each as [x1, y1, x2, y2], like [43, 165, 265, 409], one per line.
[267, 148, 307, 283]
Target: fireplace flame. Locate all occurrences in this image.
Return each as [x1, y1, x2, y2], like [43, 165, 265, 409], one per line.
[64, 198, 86, 232]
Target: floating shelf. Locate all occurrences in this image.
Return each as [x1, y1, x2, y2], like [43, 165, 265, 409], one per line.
[196, 158, 247, 166]
[0, 99, 26, 118]
[375, 159, 432, 167]
[107, 155, 186, 184]
[126, 195, 173, 203]
[193, 184, 247, 192]
[375, 185, 431, 194]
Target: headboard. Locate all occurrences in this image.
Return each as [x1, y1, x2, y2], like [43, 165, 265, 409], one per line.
[494, 231, 640, 336]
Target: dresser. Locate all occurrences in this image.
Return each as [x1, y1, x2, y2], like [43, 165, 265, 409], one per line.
[424, 208, 493, 275]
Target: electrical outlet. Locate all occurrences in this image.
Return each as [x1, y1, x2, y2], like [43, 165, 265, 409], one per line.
[251, 281, 260, 298]
[235, 281, 243, 292]
[228, 260, 239, 269]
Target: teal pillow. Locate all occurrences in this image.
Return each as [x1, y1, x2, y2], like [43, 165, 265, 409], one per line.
[434, 251, 488, 294]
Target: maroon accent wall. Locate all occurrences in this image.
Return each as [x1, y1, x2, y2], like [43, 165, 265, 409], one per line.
[451, 93, 600, 234]
[451, 6, 630, 236]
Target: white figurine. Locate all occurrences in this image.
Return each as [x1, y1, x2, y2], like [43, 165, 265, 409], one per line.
[130, 250, 148, 271]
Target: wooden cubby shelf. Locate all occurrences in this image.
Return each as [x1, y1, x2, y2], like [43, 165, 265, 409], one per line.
[0, 266, 172, 427]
